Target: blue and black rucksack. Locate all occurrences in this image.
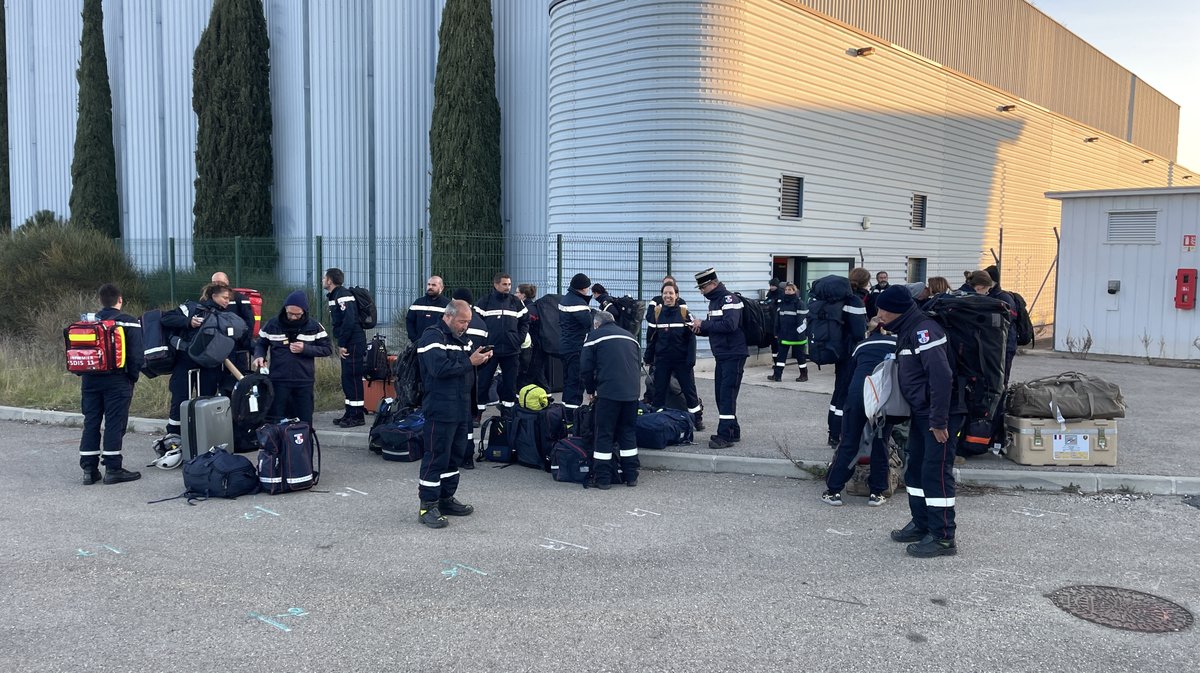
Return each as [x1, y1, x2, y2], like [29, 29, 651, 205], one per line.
[806, 275, 851, 365]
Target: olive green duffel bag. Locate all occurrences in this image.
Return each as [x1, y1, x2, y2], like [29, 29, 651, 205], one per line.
[1006, 372, 1126, 420]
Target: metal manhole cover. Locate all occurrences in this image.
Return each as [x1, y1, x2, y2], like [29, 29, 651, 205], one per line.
[1047, 585, 1193, 633]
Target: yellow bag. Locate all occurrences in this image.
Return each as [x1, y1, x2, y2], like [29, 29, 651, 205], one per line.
[518, 384, 550, 411]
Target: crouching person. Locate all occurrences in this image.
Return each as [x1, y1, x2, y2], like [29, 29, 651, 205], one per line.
[416, 300, 492, 528]
[581, 310, 642, 489]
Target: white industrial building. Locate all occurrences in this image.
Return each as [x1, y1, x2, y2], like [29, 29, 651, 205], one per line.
[5, 0, 1194, 323]
[1048, 187, 1200, 360]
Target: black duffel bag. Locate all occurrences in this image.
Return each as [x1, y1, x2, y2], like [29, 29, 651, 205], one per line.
[1006, 372, 1126, 420]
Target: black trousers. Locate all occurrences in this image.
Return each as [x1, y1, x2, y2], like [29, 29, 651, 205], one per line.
[651, 359, 703, 421]
[79, 375, 134, 470]
[905, 413, 965, 540]
[713, 357, 746, 440]
[827, 358, 853, 441]
[477, 353, 519, 413]
[269, 382, 315, 425]
[592, 398, 640, 484]
[561, 351, 583, 413]
[166, 359, 221, 435]
[419, 418, 470, 504]
[339, 340, 366, 415]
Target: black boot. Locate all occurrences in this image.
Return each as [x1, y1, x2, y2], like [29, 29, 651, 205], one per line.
[419, 502, 448, 528]
[889, 520, 928, 543]
[439, 497, 474, 516]
[907, 535, 957, 558]
[103, 467, 142, 484]
[82, 468, 102, 485]
[339, 410, 365, 428]
[796, 367, 809, 383]
[332, 405, 350, 426]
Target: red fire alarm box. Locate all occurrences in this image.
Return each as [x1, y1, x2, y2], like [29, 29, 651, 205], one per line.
[1177, 268, 1197, 310]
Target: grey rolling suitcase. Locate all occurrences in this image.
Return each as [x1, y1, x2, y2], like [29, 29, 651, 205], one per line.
[181, 369, 235, 460]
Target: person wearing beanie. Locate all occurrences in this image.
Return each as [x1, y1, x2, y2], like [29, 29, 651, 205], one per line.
[559, 273, 594, 420]
[905, 282, 929, 302]
[253, 290, 332, 425]
[689, 267, 748, 449]
[874, 284, 960, 558]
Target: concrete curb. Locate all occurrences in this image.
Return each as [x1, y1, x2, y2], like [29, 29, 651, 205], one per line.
[7, 405, 1198, 496]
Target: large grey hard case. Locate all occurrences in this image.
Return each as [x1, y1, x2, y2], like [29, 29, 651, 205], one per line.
[181, 369, 234, 460]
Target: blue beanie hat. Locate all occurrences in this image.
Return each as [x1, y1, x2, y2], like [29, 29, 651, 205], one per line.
[284, 290, 309, 313]
[875, 285, 914, 313]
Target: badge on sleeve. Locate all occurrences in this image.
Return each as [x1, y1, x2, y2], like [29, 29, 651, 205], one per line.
[916, 329, 930, 344]
[725, 295, 734, 303]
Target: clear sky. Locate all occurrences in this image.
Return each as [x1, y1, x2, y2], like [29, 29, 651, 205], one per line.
[1030, 0, 1200, 170]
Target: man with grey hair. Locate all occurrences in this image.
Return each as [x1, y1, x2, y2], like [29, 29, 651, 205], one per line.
[580, 310, 642, 488]
[406, 275, 450, 342]
[415, 299, 492, 528]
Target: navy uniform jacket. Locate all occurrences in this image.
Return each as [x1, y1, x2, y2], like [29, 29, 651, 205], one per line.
[774, 294, 809, 345]
[161, 299, 243, 365]
[253, 309, 332, 385]
[580, 322, 642, 401]
[88, 306, 144, 385]
[558, 289, 593, 355]
[326, 286, 364, 347]
[475, 290, 529, 357]
[887, 305, 953, 429]
[645, 303, 695, 366]
[406, 294, 450, 342]
[698, 282, 748, 359]
[846, 332, 899, 415]
[417, 320, 476, 422]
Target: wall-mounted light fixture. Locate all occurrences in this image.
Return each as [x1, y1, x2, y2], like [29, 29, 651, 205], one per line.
[1142, 158, 1154, 164]
[997, 104, 1017, 112]
[861, 216, 871, 230]
[1183, 175, 1194, 180]
[1084, 137, 1100, 143]
[854, 46, 876, 57]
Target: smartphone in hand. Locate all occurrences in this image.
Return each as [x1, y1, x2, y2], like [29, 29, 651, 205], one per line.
[479, 345, 494, 353]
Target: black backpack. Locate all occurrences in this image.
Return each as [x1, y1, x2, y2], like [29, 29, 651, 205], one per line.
[806, 276, 851, 365]
[1010, 291, 1034, 346]
[732, 292, 772, 348]
[391, 343, 424, 411]
[923, 293, 1011, 433]
[139, 309, 177, 378]
[606, 296, 642, 338]
[364, 334, 390, 381]
[182, 447, 260, 502]
[349, 286, 377, 329]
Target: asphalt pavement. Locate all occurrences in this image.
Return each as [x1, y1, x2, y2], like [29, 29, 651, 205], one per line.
[2, 421, 1197, 671]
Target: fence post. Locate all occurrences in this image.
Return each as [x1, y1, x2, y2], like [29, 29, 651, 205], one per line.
[168, 237, 177, 306]
[556, 234, 563, 295]
[234, 236, 242, 287]
[637, 237, 644, 300]
[418, 228, 425, 294]
[314, 236, 324, 324]
[666, 238, 672, 276]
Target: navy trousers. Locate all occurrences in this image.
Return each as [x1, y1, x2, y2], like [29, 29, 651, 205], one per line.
[339, 340, 366, 416]
[561, 351, 583, 415]
[651, 358, 703, 422]
[713, 357, 746, 441]
[905, 413, 965, 540]
[419, 418, 470, 504]
[269, 382, 315, 425]
[592, 397, 640, 485]
[477, 353, 519, 414]
[79, 375, 134, 470]
[826, 358, 853, 442]
[826, 393, 893, 496]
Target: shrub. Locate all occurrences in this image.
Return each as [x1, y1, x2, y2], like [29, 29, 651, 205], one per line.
[0, 217, 144, 334]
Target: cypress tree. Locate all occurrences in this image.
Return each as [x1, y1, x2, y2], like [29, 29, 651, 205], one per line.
[68, 0, 120, 239]
[429, 0, 502, 293]
[0, 3, 9, 233]
[192, 0, 274, 270]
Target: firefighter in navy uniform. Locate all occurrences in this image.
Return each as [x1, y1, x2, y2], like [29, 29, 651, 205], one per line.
[211, 271, 256, 376]
[415, 300, 492, 528]
[251, 290, 333, 425]
[474, 273, 530, 417]
[644, 281, 703, 430]
[453, 287, 489, 468]
[581, 310, 643, 489]
[406, 275, 450, 343]
[689, 268, 747, 450]
[875, 286, 961, 558]
[78, 284, 144, 485]
[769, 282, 809, 382]
[323, 267, 366, 427]
[557, 273, 593, 423]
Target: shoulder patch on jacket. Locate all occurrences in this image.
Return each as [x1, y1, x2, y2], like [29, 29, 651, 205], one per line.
[916, 329, 930, 344]
[724, 295, 734, 303]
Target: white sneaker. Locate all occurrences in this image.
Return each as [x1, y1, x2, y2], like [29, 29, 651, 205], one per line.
[868, 493, 887, 507]
[821, 490, 843, 506]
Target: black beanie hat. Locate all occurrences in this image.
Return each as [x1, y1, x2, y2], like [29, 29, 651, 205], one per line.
[875, 285, 914, 313]
[570, 273, 591, 291]
[985, 265, 1001, 285]
[452, 287, 473, 304]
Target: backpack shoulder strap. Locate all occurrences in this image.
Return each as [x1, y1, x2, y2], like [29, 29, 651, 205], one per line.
[653, 305, 662, 322]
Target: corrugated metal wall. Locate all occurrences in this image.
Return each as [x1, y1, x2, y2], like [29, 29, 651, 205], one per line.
[1053, 190, 1200, 359]
[793, 0, 1180, 160]
[546, 0, 1183, 326]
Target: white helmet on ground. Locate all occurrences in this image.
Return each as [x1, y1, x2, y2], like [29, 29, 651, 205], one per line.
[150, 434, 183, 470]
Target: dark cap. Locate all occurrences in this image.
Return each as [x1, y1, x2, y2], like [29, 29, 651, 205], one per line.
[451, 287, 473, 304]
[695, 268, 718, 288]
[875, 285, 914, 313]
[570, 273, 591, 291]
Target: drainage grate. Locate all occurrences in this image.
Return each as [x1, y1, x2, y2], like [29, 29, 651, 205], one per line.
[1047, 585, 1194, 633]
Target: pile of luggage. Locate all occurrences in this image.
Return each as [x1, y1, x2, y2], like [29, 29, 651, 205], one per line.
[1003, 372, 1125, 467]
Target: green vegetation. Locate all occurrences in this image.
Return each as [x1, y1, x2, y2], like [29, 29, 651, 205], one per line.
[429, 0, 502, 293]
[192, 0, 275, 270]
[68, 0, 121, 239]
